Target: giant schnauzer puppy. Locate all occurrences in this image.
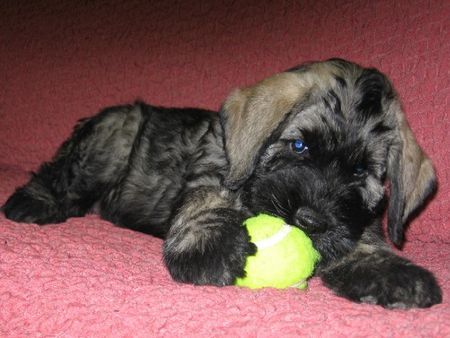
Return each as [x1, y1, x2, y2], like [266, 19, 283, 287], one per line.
[2, 59, 442, 308]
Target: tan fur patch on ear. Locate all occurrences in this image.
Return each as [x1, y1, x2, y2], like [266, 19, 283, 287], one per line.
[394, 102, 436, 220]
[387, 97, 436, 247]
[223, 73, 307, 187]
[222, 63, 343, 188]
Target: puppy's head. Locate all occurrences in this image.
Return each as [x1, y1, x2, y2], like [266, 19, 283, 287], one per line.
[220, 59, 436, 264]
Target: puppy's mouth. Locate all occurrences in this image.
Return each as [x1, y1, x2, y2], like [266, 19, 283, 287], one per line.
[286, 206, 368, 266]
[242, 171, 371, 264]
[248, 199, 364, 265]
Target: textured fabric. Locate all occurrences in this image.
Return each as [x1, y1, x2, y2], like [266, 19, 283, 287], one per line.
[0, 0, 449, 336]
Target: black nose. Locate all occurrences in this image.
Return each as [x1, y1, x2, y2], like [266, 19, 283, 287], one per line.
[293, 207, 327, 234]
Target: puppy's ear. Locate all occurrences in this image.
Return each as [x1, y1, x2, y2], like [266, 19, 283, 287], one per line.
[220, 72, 308, 189]
[387, 99, 437, 246]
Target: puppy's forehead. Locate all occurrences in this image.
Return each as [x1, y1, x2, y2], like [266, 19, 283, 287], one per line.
[285, 101, 390, 152]
[224, 60, 364, 143]
[286, 60, 396, 137]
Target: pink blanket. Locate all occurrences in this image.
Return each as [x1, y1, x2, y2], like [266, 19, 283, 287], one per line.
[1, 0, 449, 336]
[1, 168, 449, 336]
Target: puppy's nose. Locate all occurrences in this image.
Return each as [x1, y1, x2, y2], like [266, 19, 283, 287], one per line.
[293, 207, 327, 234]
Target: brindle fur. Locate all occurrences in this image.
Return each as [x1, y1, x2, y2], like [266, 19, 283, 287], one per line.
[2, 59, 442, 308]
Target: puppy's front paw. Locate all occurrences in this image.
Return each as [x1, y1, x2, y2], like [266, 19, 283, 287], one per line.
[357, 263, 442, 309]
[163, 210, 256, 286]
[322, 253, 442, 309]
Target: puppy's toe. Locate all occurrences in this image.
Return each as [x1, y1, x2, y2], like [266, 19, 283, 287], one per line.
[322, 251, 442, 309]
[360, 263, 442, 309]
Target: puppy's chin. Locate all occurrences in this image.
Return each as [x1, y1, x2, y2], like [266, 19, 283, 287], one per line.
[242, 167, 378, 266]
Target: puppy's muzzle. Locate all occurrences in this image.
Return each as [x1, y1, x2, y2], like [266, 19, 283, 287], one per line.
[293, 207, 327, 234]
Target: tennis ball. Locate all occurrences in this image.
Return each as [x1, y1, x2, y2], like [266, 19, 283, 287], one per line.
[235, 214, 320, 289]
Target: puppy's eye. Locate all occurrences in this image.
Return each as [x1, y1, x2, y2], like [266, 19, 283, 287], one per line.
[291, 139, 309, 154]
[353, 164, 368, 177]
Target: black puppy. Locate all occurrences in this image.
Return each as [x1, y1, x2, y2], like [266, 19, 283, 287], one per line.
[3, 59, 442, 308]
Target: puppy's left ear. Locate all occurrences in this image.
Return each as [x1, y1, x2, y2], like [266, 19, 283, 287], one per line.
[387, 99, 437, 246]
[220, 72, 308, 189]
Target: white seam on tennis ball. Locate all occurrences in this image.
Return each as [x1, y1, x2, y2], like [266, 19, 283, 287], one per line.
[289, 279, 307, 288]
[254, 223, 292, 250]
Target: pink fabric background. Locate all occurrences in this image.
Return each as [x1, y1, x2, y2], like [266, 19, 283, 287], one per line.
[0, 0, 449, 336]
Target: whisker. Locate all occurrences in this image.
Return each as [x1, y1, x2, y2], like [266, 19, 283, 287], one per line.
[271, 193, 289, 216]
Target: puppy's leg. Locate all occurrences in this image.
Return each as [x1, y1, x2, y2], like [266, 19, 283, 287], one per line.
[2, 161, 94, 224]
[3, 126, 96, 223]
[163, 187, 256, 286]
[3, 105, 141, 224]
[319, 241, 442, 309]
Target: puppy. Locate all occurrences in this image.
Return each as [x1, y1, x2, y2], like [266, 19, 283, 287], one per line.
[2, 59, 442, 308]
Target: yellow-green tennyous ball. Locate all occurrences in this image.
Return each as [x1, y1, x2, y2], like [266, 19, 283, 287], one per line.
[235, 214, 321, 289]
